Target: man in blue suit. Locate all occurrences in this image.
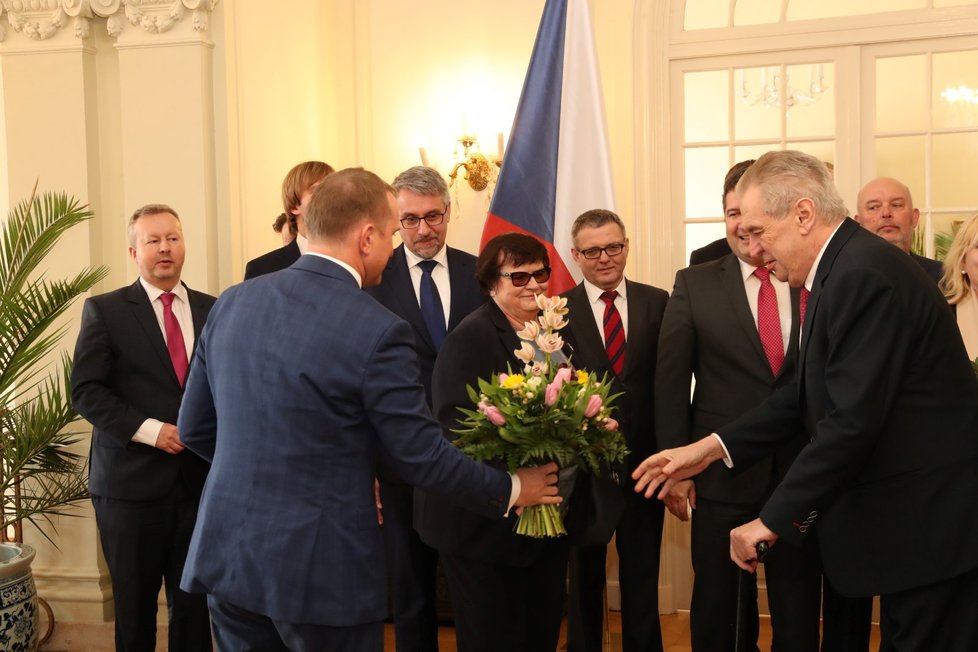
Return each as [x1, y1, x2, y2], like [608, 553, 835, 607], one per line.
[366, 166, 484, 651]
[178, 167, 560, 651]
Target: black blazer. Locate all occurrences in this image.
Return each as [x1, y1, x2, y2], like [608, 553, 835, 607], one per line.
[243, 239, 300, 280]
[721, 219, 978, 597]
[414, 301, 548, 566]
[561, 280, 669, 471]
[689, 238, 732, 266]
[911, 252, 943, 283]
[72, 279, 216, 501]
[365, 244, 484, 405]
[655, 254, 803, 505]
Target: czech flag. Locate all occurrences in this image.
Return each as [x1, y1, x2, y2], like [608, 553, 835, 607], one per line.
[482, 0, 616, 295]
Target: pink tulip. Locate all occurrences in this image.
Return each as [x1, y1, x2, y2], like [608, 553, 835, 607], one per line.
[584, 394, 603, 418]
[603, 418, 619, 432]
[553, 366, 572, 388]
[498, 373, 508, 384]
[545, 382, 560, 406]
[484, 405, 507, 426]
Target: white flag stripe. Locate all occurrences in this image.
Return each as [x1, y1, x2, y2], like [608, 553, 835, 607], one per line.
[553, 0, 617, 285]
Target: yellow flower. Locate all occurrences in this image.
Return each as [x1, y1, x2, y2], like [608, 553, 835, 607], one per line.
[501, 374, 526, 390]
[576, 370, 589, 385]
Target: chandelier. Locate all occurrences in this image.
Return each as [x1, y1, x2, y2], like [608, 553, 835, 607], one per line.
[739, 64, 828, 109]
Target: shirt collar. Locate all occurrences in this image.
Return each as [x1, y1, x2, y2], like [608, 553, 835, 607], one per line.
[805, 220, 846, 292]
[296, 232, 309, 255]
[404, 244, 448, 270]
[583, 277, 627, 305]
[737, 257, 761, 283]
[304, 252, 363, 288]
[140, 277, 188, 304]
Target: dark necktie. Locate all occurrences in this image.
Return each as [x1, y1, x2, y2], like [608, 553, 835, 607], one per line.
[600, 291, 626, 376]
[418, 260, 446, 350]
[754, 267, 784, 376]
[159, 292, 189, 387]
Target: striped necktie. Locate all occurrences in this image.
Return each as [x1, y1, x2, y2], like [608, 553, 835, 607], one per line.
[600, 291, 626, 376]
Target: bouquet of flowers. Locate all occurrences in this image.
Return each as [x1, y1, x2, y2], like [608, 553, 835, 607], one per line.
[453, 294, 629, 537]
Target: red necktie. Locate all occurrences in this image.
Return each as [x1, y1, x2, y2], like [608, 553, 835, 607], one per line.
[159, 292, 189, 387]
[799, 287, 811, 329]
[754, 267, 784, 376]
[600, 291, 626, 376]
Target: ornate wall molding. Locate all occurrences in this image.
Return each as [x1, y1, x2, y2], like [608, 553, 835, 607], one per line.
[0, 0, 218, 42]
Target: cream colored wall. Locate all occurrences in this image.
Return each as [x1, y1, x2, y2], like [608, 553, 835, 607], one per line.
[226, 0, 640, 279]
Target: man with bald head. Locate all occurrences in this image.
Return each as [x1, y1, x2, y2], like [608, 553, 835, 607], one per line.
[854, 177, 943, 282]
[633, 151, 978, 651]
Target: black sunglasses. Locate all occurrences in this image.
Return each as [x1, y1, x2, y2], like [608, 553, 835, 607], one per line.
[499, 267, 551, 287]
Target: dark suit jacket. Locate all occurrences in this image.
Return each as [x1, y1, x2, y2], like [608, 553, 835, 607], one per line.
[911, 252, 943, 283]
[655, 254, 803, 505]
[721, 219, 978, 597]
[71, 279, 215, 502]
[365, 244, 483, 404]
[415, 301, 550, 566]
[561, 280, 669, 472]
[243, 238, 300, 280]
[689, 238, 732, 266]
[178, 255, 512, 626]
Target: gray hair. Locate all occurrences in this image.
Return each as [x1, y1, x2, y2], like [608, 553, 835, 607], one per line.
[128, 204, 180, 247]
[392, 166, 450, 207]
[736, 150, 846, 224]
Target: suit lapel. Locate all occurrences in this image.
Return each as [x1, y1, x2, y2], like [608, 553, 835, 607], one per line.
[798, 218, 859, 376]
[720, 255, 770, 372]
[621, 280, 646, 380]
[446, 248, 473, 331]
[566, 285, 610, 375]
[387, 246, 437, 352]
[126, 280, 180, 387]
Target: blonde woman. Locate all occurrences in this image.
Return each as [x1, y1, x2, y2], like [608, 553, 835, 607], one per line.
[941, 213, 978, 360]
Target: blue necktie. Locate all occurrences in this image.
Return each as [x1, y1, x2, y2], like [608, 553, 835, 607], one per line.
[418, 260, 446, 350]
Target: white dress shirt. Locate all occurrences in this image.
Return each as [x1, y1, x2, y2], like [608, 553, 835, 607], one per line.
[582, 277, 628, 343]
[404, 245, 451, 329]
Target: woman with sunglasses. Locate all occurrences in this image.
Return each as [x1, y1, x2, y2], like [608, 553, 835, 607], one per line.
[414, 233, 568, 652]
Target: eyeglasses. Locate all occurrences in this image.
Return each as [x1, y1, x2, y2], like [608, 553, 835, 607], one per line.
[399, 211, 446, 229]
[577, 243, 626, 260]
[499, 267, 551, 287]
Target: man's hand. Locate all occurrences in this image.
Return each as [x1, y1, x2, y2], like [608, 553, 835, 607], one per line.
[155, 423, 186, 454]
[632, 436, 724, 499]
[730, 518, 778, 572]
[514, 462, 561, 507]
[663, 479, 696, 521]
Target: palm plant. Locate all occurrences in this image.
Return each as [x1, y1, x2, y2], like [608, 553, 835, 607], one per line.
[0, 187, 107, 544]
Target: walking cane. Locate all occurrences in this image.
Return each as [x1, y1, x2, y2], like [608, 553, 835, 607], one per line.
[733, 541, 771, 652]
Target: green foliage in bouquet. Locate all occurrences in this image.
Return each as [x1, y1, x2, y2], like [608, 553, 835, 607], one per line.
[453, 294, 628, 537]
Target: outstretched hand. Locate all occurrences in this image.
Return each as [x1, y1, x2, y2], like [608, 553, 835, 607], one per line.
[514, 462, 562, 507]
[632, 436, 725, 499]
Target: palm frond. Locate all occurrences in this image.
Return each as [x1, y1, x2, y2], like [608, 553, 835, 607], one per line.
[0, 189, 106, 544]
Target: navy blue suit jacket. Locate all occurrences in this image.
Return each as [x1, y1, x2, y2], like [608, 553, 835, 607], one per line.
[720, 219, 978, 597]
[178, 254, 512, 626]
[72, 279, 215, 501]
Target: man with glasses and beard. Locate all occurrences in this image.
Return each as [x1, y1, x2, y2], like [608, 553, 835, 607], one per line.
[366, 166, 484, 651]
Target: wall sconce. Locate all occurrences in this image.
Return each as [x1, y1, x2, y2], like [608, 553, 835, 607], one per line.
[448, 135, 503, 192]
